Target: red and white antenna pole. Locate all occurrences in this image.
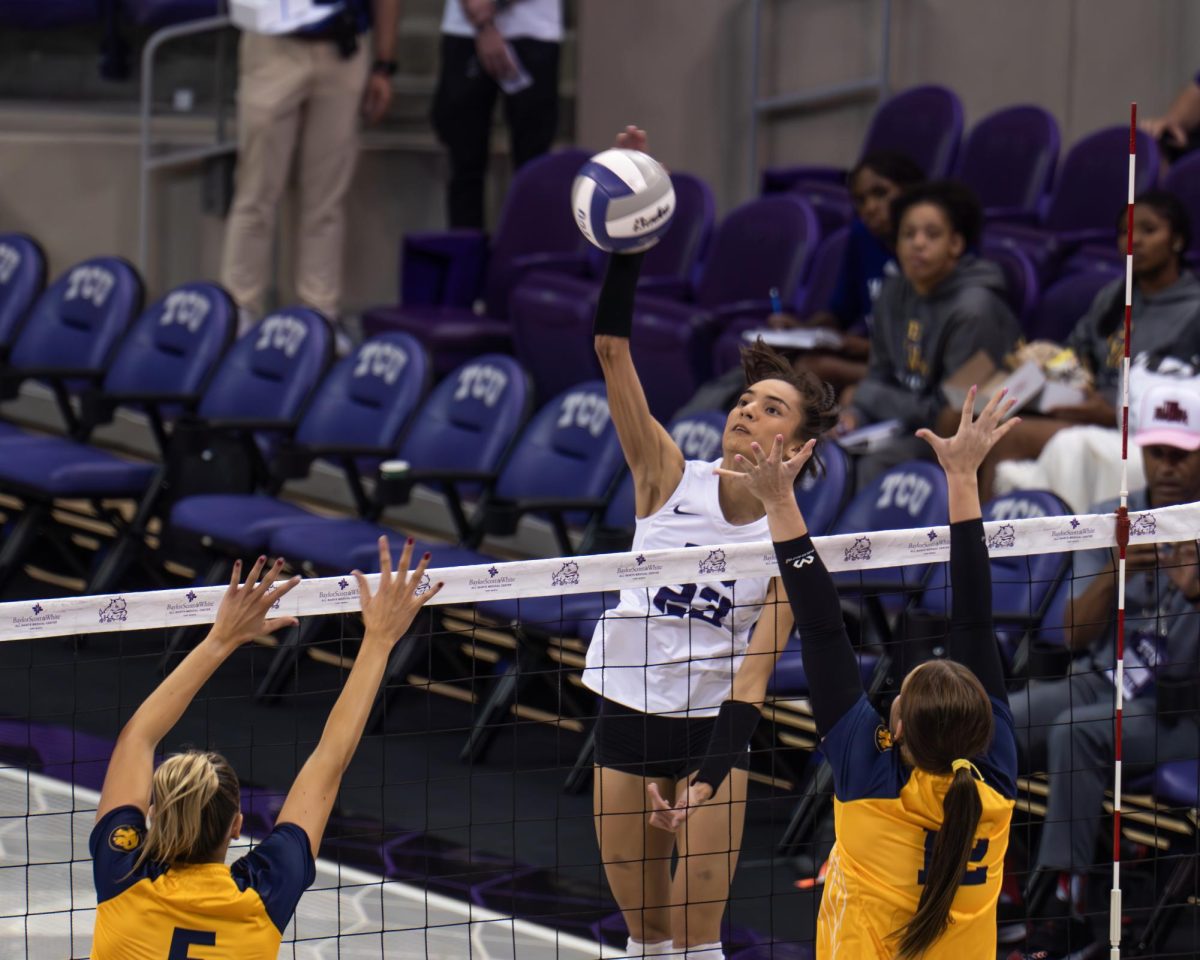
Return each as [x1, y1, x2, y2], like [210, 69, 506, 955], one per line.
[1109, 102, 1137, 960]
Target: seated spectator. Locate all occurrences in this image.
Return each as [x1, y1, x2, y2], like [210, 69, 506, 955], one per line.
[982, 190, 1200, 502]
[1010, 379, 1200, 960]
[770, 151, 925, 391]
[841, 181, 1022, 488]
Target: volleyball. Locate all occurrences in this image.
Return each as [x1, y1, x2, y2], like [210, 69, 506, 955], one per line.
[571, 148, 676, 253]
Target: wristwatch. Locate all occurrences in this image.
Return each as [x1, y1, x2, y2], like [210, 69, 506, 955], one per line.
[371, 59, 398, 76]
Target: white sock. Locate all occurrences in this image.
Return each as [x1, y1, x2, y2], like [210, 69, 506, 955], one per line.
[624, 936, 677, 957]
[684, 943, 724, 960]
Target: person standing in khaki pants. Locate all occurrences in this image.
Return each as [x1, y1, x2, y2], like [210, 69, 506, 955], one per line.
[221, 1, 399, 330]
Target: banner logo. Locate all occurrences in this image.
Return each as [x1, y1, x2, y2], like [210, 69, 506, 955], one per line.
[551, 561, 580, 586]
[844, 537, 872, 562]
[99, 598, 128, 624]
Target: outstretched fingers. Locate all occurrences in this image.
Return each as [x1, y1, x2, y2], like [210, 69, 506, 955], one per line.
[784, 437, 817, 472]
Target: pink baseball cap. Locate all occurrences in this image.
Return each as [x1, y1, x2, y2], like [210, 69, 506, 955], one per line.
[1134, 382, 1200, 451]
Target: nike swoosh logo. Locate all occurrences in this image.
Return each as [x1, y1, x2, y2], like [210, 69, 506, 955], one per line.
[672, 504, 697, 516]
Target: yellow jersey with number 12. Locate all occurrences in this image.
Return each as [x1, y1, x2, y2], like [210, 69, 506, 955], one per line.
[815, 694, 1017, 959]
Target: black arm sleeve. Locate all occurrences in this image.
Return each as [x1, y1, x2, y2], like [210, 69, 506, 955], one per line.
[592, 252, 645, 338]
[774, 534, 864, 737]
[948, 518, 1008, 703]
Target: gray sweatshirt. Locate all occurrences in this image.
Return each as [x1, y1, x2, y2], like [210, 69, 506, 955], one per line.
[853, 255, 1022, 429]
[1067, 271, 1200, 406]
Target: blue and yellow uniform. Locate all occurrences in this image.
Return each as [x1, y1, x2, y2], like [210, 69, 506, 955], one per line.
[774, 517, 1016, 959]
[818, 694, 1016, 957]
[89, 805, 315, 959]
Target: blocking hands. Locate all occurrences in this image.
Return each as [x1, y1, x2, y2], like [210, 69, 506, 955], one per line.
[353, 537, 443, 648]
[714, 435, 817, 507]
[917, 385, 1020, 476]
[210, 556, 300, 649]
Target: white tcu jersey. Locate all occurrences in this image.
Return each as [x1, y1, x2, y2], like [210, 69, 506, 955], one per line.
[582, 459, 772, 717]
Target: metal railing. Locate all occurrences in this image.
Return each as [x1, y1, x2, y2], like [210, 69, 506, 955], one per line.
[138, 13, 237, 275]
[747, 0, 892, 192]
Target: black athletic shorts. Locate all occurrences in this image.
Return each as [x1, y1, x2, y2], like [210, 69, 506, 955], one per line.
[593, 696, 751, 780]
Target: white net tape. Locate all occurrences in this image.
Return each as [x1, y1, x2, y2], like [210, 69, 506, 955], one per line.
[1, 502, 1195, 643]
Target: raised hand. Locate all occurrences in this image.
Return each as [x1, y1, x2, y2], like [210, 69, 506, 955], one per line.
[916, 385, 1020, 477]
[615, 125, 647, 152]
[646, 780, 713, 833]
[210, 556, 300, 648]
[352, 537, 442, 648]
[714, 434, 816, 507]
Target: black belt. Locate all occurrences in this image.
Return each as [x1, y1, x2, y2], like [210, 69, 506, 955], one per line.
[291, 10, 359, 58]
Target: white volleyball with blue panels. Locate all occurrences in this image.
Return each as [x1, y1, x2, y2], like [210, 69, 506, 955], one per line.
[571, 148, 676, 253]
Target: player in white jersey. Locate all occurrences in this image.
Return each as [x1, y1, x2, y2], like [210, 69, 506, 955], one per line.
[585, 127, 840, 960]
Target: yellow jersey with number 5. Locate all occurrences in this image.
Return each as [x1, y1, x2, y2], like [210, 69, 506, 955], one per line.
[90, 805, 314, 959]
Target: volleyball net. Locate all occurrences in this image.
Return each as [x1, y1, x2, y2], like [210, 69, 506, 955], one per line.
[2, 501, 1199, 958]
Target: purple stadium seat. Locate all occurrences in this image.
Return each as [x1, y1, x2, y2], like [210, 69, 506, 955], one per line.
[1164, 151, 1200, 261]
[1022, 268, 1119, 343]
[981, 242, 1040, 323]
[256, 379, 622, 704]
[0, 0, 102, 27]
[119, 0, 220, 27]
[1, 256, 144, 439]
[509, 172, 716, 403]
[362, 149, 593, 375]
[168, 333, 430, 558]
[514, 194, 817, 419]
[637, 195, 820, 416]
[915, 489, 1071, 669]
[789, 180, 855, 237]
[956, 105, 1060, 222]
[711, 217, 845, 376]
[761, 85, 963, 193]
[1043, 126, 1160, 240]
[830, 459, 949, 617]
[0, 281, 247, 592]
[986, 126, 1159, 275]
[0, 233, 46, 358]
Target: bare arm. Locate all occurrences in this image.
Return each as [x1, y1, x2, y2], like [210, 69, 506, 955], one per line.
[278, 539, 440, 856]
[730, 578, 795, 705]
[593, 127, 685, 517]
[1143, 80, 1200, 146]
[372, 0, 399, 60]
[361, 0, 400, 123]
[96, 559, 299, 822]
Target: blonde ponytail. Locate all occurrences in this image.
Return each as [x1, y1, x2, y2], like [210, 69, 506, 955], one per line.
[135, 751, 240, 870]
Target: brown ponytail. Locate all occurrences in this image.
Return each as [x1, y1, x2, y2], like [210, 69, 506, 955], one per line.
[134, 751, 240, 871]
[892, 660, 994, 959]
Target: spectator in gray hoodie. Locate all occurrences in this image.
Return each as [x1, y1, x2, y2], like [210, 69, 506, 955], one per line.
[842, 181, 1022, 487]
[979, 190, 1200, 501]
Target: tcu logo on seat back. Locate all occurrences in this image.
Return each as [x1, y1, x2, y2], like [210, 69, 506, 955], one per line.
[453, 363, 509, 407]
[353, 341, 408, 384]
[557, 391, 610, 437]
[254, 314, 309, 357]
[64, 265, 115, 308]
[989, 497, 1047, 521]
[0, 244, 21, 284]
[671, 421, 722, 460]
[159, 291, 211, 333]
[876, 472, 932, 516]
